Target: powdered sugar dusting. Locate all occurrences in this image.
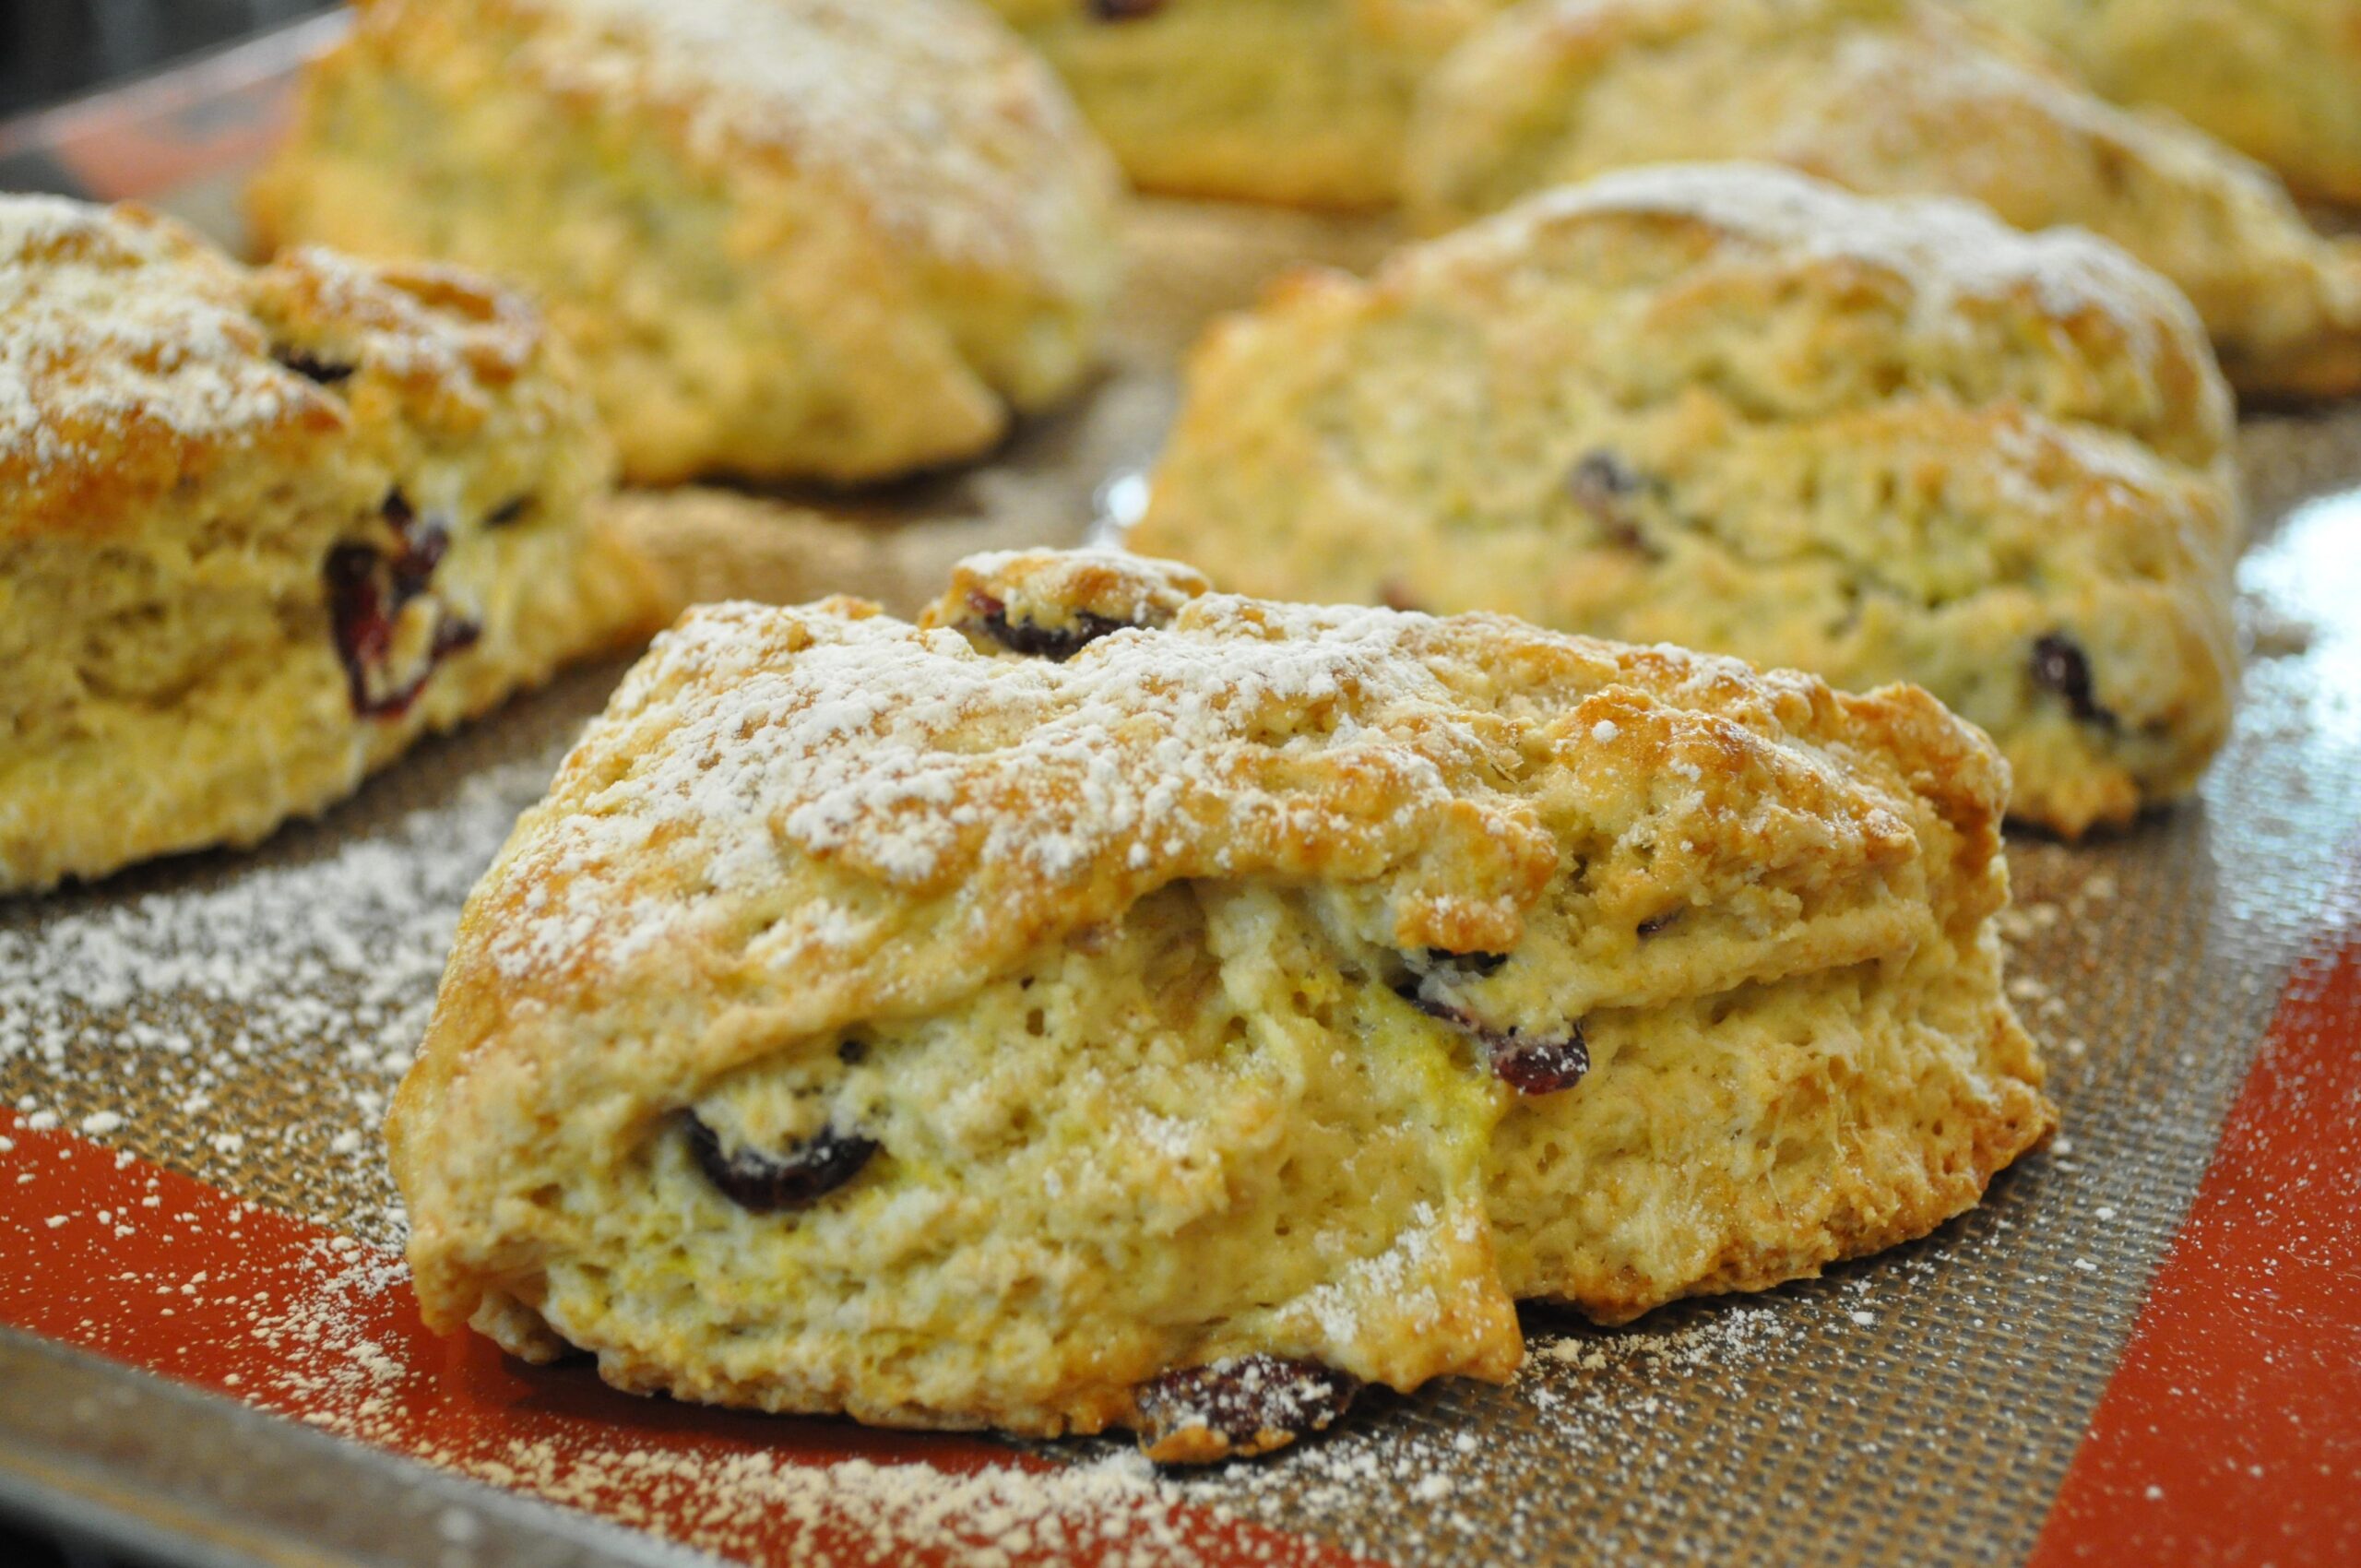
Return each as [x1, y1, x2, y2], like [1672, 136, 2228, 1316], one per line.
[0, 733, 573, 1244]
[0, 196, 296, 476]
[1292, 1203, 1477, 1347]
[471, 1446, 1224, 1566]
[486, 588, 1549, 988]
[0, 195, 553, 506]
[240, 1236, 1326, 1568]
[1493, 162, 2209, 370]
[1145, 1296, 1807, 1560]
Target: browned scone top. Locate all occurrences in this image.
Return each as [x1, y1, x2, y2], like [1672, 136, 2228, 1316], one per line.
[392, 548, 2047, 1460]
[405, 549, 2003, 1059]
[3, 198, 560, 540]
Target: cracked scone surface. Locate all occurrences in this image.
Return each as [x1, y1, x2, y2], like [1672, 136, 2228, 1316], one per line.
[251, 0, 1123, 485]
[1406, 0, 2361, 398]
[0, 196, 656, 895]
[390, 547, 2052, 1460]
[1959, 0, 2361, 208]
[1134, 164, 2241, 839]
[980, 0, 1515, 208]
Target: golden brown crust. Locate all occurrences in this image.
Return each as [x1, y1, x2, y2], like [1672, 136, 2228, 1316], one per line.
[4, 200, 332, 540]
[3, 200, 564, 542]
[305, 0, 1104, 282]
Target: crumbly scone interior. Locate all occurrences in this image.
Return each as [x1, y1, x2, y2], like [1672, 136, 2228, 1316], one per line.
[396, 551, 2052, 1458]
[1489, 925, 2046, 1318]
[505, 880, 1521, 1443]
[1294, 707, 2048, 1321]
[1, 458, 588, 876]
[494, 865, 2044, 1445]
[0, 234, 643, 892]
[1134, 166, 2241, 837]
[251, 0, 1120, 485]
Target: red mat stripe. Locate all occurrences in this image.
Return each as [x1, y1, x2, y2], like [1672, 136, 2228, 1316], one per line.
[2027, 885, 2361, 1567]
[0, 1112, 1366, 1567]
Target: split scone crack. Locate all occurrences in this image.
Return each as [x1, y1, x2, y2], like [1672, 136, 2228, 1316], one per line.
[1133, 163, 2243, 839]
[391, 547, 2054, 1461]
[979, 0, 1518, 209]
[0, 196, 656, 896]
[251, 0, 1124, 486]
[1406, 0, 2361, 398]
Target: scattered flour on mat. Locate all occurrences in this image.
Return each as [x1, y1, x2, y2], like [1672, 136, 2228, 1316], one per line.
[0, 754, 560, 1244]
[1152, 1301, 1800, 1562]
[222, 1222, 1820, 1567]
[236, 1238, 1312, 1568]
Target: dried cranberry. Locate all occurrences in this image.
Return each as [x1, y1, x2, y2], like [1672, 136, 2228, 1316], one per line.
[1399, 986, 1590, 1096]
[1566, 450, 1655, 555]
[1088, 0, 1166, 18]
[324, 545, 388, 704]
[1568, 450, 1640, 502]
[685, 1113, 876, 1214]
[323, 491, 475, 719]
[963, 591, 1133, 662]
[2030, 632, 2118, 728]
[272, 346, 355, 386]
[1484, 1033, 1591, 1096]
[1134, 1356, 1358, 1457]
[433, 616, 483, 659]
[1422, 948, 1508, 977]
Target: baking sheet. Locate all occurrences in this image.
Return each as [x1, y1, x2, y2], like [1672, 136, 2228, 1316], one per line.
[4, 26, 2360, 1567]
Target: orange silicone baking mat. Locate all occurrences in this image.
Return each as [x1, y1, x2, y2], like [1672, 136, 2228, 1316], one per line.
[3, 20, 2358, 1568]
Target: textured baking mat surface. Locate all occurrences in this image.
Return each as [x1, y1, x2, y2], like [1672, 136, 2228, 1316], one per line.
[5, 154, 2361, 1568]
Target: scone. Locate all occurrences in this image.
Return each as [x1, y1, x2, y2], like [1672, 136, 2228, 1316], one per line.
[1404, 0, 2361, 398]
[0, 196, 654, 895]
[1133, 164, 2241, 839]
[1958, 0, 2361, 208]
[250, 0, 1124, 486]
[979, 0, 1515, 208]
[390, 547, 2053, 1460]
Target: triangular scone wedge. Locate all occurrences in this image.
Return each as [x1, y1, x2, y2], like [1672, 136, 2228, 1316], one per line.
[391, 549, 2053, 1461]
[251, 0, 1122, 485]
[1404, 0, 2361, 398]
[1134, 163, 2240, 839]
